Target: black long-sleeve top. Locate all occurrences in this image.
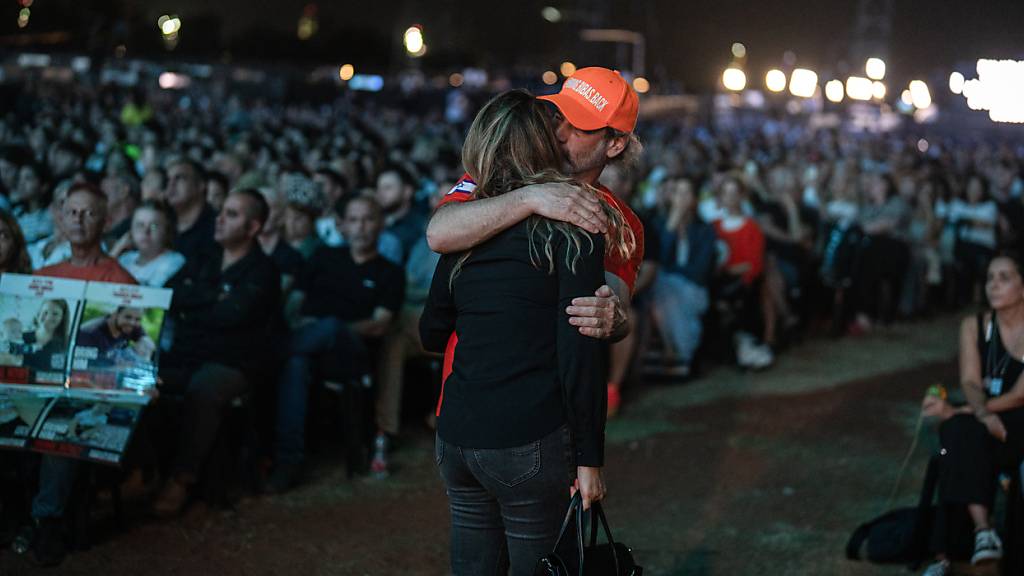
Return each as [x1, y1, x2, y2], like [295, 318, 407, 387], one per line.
[420, 219, 608, 466]
[164, 247, 281, 380]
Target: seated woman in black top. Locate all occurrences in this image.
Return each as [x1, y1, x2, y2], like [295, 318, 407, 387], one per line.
[420, 89, 634, 576]
[921, 252, 1024, 575]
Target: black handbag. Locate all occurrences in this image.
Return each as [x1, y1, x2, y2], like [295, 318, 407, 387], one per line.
[534, 493, 642, 576]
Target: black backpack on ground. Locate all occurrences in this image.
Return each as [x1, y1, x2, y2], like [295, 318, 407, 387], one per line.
[845, 455, 940, 568]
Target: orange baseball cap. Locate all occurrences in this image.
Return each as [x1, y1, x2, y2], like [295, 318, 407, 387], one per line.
[539, 67, 639, 133]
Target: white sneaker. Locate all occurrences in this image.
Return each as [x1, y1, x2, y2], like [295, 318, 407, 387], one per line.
[921, 560, 949, 576]
[971, 528, 1003, 565]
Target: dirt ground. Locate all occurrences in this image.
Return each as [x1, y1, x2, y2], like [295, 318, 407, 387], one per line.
[0, 315, 1005, 575]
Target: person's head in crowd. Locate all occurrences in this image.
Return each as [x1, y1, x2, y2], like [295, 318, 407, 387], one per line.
[338, 196, 383, 258]
[49, 140, 84, 181]
[537, 67, 642, 183]
[666, 177, 697, 224]
[897, 173, 918, 203]
[100, 171, 140, 229]
[256, 186, 286, 238]
[104, 150, 133, 177]
[107, 306, 144, 339]
[141, 167, 167, 202]
[867, 173, 896, 206]
[966, 172, 990, 204]
[206, 170, 230, 213]
[0, 146, 29, 194]
[986, 251, 1024, 312]
[993, 160, 1018, 197]
[215, 188, 268, 252]
[281, 173, 322, 246]
[313, 167, 347, 211]
[767, 165, 799, 200]
[213, 152, 244, 185]
[61, 183, 107, 250]
[33, 299, 69, 343]
[0, 209, 32, 274]
[719, 174, 746, 215]
[375, 166, 415, 216]
[165, 157, 207, 215]
[13, 162, 49, 210]
[130, 201, 177, 261]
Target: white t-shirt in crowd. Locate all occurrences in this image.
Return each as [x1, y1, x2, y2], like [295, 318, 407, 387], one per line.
[950, 199, 998, 249]
[118, 250, 186, 287]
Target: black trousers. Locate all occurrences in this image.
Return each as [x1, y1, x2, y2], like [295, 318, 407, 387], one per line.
[161, 362, 249, 480]
[931, 409, 1024, 556]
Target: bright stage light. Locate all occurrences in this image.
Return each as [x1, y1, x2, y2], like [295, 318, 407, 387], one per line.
[845, 76, 872, 101]
[722, 67, 746, 91]
[825, 79, 844, 103]
[788, 68, 817, 98]
[866, 57, 886, 80]
[765, 69, 786, 93]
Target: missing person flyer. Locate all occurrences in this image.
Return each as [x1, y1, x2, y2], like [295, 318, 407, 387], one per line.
[0, 274, 85, 386]
[27, 396, 144, 465]
[69, 282, 172, 393]
[0, 387, 51, 450]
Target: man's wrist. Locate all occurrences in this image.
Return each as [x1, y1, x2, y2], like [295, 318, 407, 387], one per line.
[515, 185, 538, 215]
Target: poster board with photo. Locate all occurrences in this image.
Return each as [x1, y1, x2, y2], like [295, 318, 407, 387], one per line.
[0, 274, 86, 386]
[0, 274, 172, 465]
[69, 282, 172, 393]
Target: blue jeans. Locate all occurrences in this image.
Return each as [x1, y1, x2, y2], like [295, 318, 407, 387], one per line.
[436, 425, 580, 576]
[275, 317, 365, 466]
[651, 273, 709, 364]
[32, 455, 77, 519]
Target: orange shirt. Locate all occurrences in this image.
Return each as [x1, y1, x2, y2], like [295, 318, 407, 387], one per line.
[36, 256, 138, 284]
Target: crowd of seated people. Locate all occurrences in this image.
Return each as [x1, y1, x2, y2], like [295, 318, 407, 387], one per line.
[1, 72, 1024, 568]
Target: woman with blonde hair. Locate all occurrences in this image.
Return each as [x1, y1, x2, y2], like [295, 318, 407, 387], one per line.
[420, 89, 633, 576]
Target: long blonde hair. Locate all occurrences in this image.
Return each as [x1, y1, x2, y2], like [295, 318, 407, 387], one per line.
[451, 89, 635, 285]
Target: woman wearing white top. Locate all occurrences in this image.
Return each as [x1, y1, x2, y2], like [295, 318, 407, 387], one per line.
[953, 174, 999, 304]
[114, 201, 185, 287]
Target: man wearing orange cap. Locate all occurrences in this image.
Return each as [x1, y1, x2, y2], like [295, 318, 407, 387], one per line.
[425, 67, 645, 509]
[428, 67, 644, 334]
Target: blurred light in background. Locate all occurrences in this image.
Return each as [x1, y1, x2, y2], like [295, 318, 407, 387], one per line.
[632, 76, 650, 93]
[949, 71, 965, 94]
[825, 79, 844, 103]
[917, 139, 929, 153]
[17, 7, 30, 28]
[541, 7, 562, 23]
[731, 42, 746, 59]
[909, 80, 932, 109]
[158, 15, 182, 36]
[158, 72, 191, 90]
[960, 59, 1024, 123]
[722, 67, 746, 91]
[349, 74, 384, 92]
[765, 69, 786, 93]
[297, 4, 318, 40]
[338, 64, 355, 81]
[542, 70, 558, 85]
[788, 68, 817, 98]
[404, 26, 426, 57]
[865, 58, 886, 81]
[901, 89, 913, 106]
[560, 61, 576, 77]
[845, 76, 872, 101]
[871, 81, 887, 100]
[449, 73, 464, 87]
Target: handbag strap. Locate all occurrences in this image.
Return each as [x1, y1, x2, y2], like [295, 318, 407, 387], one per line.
[588, 502, 622, 574]
[551, 492, 586, 576]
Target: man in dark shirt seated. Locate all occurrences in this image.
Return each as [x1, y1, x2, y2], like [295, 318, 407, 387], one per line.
[165, 157, 218, 265]
[267, 196, 405, 493]
[153, 189, 280, 516]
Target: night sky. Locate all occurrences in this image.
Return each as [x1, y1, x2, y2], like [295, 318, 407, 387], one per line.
[6, 0, 1024, 89]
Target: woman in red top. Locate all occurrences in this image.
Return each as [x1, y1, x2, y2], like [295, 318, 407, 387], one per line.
[713, 175, 774, 369]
